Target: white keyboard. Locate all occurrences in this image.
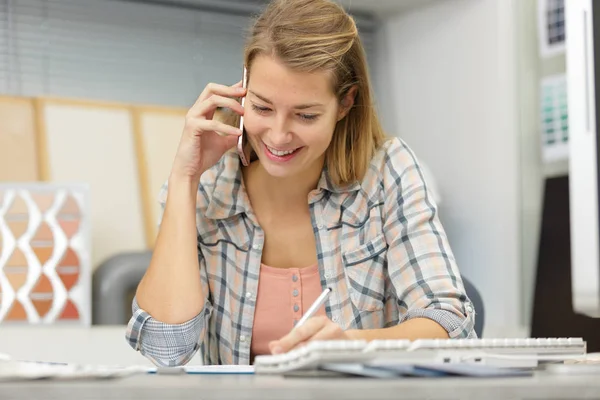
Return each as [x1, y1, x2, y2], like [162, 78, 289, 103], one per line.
[254, 338, 586, 374]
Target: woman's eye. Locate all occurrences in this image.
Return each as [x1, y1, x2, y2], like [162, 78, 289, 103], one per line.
[299, 114, 319, 121]
[251, 104, 271, 114]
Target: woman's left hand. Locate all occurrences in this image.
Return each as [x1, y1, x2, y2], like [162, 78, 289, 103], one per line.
[268, 316, 353, 354]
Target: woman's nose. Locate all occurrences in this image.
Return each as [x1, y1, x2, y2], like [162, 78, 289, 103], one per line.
[269, 116, 293, 145]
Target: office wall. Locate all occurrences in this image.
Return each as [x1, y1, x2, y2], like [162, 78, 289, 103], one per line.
[378, 0, 522, 337]
[40, 100, 147, 267]
[0, 95, 186, 269]
[133, 108, 186, 247]
[0, 0, 246, 108]
[514, 0, 568, 333]
[515, 0, 543, 332]
[0, 0, 377, 108]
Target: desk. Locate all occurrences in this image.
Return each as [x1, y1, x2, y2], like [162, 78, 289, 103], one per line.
[1, 372, 599, 400]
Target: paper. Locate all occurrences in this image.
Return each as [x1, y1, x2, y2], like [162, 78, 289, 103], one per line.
[0, 360, 148, 381]
[537, 0, 566, 58]
[185, 365, 255, 374]
[540, 74, 569, 163]
[149, 365, 255, 375]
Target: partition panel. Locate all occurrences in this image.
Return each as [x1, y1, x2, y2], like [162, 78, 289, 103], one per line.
[0, 97, 39, 181]
[133, 108, 186, 247]
[39, 99, 146, 268]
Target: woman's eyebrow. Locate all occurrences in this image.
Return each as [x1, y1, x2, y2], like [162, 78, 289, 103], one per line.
[248, 90, 324, 110]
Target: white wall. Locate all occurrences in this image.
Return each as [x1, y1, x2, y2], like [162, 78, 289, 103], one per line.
[515, 0, 567, 330]
[515, 0, 543, 332]
[377, 0, 523, 337]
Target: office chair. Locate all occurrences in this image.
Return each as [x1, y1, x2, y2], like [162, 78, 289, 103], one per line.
[461, 276, 485, 338]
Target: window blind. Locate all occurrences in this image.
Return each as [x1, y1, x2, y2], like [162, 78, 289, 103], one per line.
[0, 0, 377, 107]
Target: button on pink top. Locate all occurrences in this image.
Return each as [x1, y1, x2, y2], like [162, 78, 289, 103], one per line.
[250, 263, 327, 361]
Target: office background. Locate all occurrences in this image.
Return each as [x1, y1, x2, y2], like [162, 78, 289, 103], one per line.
[0, 0, 567, 364]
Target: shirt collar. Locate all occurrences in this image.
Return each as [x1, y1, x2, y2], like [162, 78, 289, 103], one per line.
[204, 151, 362, 220]
[316, 167, 362, 194]
[204, 151, 251, 220]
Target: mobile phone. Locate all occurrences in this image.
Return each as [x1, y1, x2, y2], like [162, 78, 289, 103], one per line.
[237, 67, 250, 166]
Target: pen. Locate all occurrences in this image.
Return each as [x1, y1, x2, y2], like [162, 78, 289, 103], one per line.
[295, 287, 332, 328]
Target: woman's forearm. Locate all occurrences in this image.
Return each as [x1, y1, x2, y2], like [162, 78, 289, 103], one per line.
[135, 175, 205, 324]
[347, 318, 449, 341]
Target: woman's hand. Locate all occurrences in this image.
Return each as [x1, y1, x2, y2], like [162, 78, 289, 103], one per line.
[170, 81, 246, 182]
[268, 316, 353, 354]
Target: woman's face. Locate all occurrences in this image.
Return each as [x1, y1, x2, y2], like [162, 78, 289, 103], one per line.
[243, 55, 342, 179]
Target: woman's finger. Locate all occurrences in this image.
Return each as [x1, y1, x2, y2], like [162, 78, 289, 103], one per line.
[193, 95, 245, 119]
[305, 323, 343, 342]
[269, 317, 329, 354]
[186, 118, 242, 137]
[188, 83, 246, 116]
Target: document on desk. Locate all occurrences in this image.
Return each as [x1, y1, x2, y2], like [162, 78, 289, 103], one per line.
[0, 360, 149, 381]
[185, 365, 255, 374]
[152, 365, 255, 374]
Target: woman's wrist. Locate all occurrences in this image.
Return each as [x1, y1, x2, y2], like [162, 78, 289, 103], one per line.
[167, 173, 202, 205]
[169, 170, 202, 186]
[344, 329, 362, 340]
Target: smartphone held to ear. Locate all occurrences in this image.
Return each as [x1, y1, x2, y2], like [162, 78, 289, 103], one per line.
[237, 67, 250, 166]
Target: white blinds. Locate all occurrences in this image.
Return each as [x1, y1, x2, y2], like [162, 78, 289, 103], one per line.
[0, 0, 376, 108]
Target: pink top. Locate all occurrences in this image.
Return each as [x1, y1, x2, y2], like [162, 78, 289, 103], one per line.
[250, 263, 327, 362]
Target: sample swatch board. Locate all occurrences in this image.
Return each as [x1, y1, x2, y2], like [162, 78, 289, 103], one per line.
[540, 74, 568, 163]
[0, 184, 91, 325]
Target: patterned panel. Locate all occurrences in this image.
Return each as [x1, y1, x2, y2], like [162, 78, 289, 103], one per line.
[0, 184, 90, 325]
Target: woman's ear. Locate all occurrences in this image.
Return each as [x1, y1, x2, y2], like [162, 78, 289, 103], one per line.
[338, 86, 358, 121]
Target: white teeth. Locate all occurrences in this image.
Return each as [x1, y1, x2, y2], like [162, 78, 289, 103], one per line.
[267, 145, 296, 156]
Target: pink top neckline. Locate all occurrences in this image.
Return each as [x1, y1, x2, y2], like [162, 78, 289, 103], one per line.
[250, 262, 326, 363]
[259, 262, 319, 276]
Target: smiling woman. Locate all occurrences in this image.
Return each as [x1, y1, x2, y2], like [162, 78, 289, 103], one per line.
[126, 0, 476, 367]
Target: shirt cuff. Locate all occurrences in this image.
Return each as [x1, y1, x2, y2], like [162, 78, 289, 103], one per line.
[126, 297, 212, 367]
[400, 306, 477, 339]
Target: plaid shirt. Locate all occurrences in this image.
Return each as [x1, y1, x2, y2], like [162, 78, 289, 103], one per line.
[126, 137, 476, 366]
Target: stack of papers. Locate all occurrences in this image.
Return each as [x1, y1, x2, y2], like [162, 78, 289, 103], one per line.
[0, 360, 149, 381]
[316, 362, 533, 378]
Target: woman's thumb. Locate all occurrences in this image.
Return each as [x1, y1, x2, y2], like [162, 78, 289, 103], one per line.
[224, 134, 239, 150]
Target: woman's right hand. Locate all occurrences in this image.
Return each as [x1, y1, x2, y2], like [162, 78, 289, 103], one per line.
[170, 81, 246, 182]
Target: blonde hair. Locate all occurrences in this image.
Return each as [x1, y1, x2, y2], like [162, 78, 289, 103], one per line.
[244, 0, 387, 186]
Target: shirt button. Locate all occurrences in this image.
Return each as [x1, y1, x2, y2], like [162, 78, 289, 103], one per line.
[292, 274, 298, 282]
[240, 335, 246, 342]
[292, 289, 299, 297]
[324, 272, 332, 279]
[332, 316, 339, 323]
[252, 243, 261, 250]
[466, 304, 474, 313]
[246, 292, 253, 299]
[293, 304, 299, 312]
[317, 223, 324, 230]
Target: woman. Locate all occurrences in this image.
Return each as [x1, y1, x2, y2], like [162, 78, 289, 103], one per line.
[126, 0, 476, 367]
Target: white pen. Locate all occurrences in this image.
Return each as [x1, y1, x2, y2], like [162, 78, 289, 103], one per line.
[294, 287, 332, 328]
